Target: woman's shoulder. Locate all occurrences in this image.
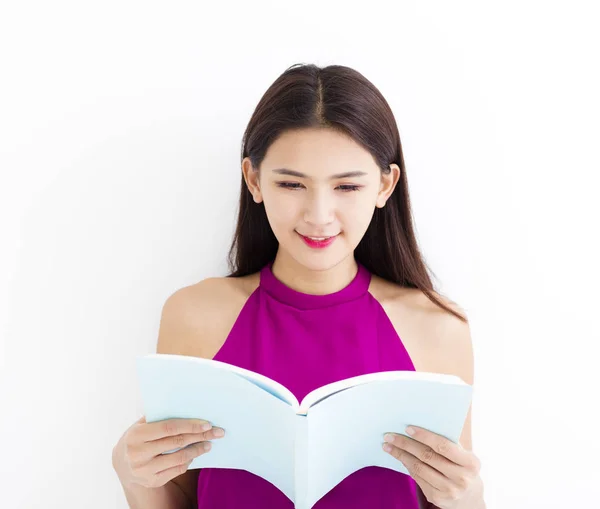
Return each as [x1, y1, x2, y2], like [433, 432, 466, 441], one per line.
[187, 271, 261, 305]
[368, 273, 467, 372]
[156, 272, 261, 359]
[369, 272, 465, 318]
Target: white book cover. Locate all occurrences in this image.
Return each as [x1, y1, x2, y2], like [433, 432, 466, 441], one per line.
[136, 353, 473, 509]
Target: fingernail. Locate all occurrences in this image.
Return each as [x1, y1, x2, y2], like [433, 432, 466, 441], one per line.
[203, 442, 212, 451]
[383, 433, 394, 443]
[213, 428, 224, 437]
[201, 422, 212, 431]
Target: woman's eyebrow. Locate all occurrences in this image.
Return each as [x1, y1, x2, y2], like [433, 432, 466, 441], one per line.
[271, 168, 368, 180]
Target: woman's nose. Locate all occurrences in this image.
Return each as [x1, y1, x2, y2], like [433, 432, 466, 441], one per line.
[303, 191, 335, 225]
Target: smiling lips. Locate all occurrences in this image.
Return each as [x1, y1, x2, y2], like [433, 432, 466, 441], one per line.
[296, 231, 339, 249]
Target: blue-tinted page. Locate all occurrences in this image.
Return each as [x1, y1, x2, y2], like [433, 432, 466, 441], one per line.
[305, 377, 473, 507]
[136, 354, 297, 501]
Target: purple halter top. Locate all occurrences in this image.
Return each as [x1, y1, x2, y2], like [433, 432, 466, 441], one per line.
[196, 258, 420, 508]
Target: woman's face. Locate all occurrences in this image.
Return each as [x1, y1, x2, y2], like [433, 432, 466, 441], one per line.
[243, 127, 400, 270]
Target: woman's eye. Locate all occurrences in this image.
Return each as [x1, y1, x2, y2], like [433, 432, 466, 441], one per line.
[276, 182, 360, 192]
[277, 182, 303, 189]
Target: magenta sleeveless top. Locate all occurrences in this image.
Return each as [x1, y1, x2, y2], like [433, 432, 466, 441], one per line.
[196, 258, 420, 508]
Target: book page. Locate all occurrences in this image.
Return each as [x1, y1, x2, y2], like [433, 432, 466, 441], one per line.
[147, 353, 300, 408]
[304, 376, 472, 507]
[298, 370, 463, 414]
[136, 354, 298, 500]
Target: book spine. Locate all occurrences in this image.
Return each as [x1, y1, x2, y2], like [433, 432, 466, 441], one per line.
[294, 414, 309, 509]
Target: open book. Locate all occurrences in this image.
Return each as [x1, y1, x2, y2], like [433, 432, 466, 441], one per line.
[136, 353, 473, 509]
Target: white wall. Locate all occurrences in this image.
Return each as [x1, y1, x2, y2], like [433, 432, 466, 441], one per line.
[1, 1, 598, 507]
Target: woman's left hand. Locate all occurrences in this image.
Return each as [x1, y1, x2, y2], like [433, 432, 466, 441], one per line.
[382, 425, 485, 509]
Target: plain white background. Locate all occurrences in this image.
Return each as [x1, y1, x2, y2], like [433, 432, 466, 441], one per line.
[1, 1, 598, 507]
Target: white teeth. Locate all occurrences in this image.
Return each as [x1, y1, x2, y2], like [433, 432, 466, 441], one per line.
[297, 231, 338, 241]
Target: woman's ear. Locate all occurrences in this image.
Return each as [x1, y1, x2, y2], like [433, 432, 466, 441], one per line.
[376, 163, 401, 208]
[242, 157, 263, 203]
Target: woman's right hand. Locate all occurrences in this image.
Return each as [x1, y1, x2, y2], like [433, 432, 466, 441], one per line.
[112, 415, 226, 488]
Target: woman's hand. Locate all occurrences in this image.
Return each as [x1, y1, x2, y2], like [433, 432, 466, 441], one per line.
[112, 415, 226, 489]
[382, 425, 485, 509]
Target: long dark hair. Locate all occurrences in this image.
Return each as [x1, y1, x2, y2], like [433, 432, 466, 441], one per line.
[226, 63, 467, 323]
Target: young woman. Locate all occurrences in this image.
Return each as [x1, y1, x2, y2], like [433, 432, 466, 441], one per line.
[113, 63, 486, 509]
